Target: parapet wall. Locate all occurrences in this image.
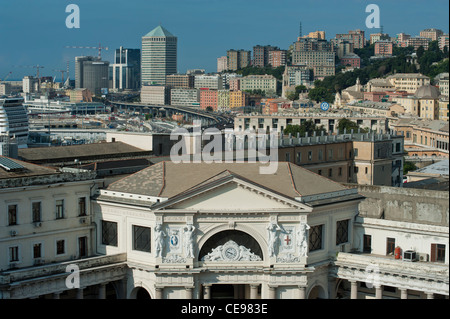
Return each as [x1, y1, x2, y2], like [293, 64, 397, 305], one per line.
[346, 184, 449, 227]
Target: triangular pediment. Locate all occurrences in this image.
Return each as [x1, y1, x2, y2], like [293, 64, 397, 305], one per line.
[153, 176, 312, 212]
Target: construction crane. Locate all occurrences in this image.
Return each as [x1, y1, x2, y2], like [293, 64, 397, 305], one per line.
[53, 69, 68, 84]
[13, 65, 45, 79]
[65, 43, 109, 59]
[13, 65, 45, 92]
[1, 71, 12, 84]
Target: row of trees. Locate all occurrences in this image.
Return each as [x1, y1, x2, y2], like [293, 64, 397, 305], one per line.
[283, 118, 368, 136]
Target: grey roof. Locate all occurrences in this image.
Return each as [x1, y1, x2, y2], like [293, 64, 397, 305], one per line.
[394, 118, 449, 133]
[0, 156, 58, 180]
[416, 160, 449, 175]
[18, 142, 150, 163]
[415, 84, 441, 99]
[106, 161, 350, 200]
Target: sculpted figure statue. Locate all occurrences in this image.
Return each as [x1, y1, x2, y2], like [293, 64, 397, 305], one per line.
[297, 222, 310, 257]
[266, 222, 282, 257]
[154, 223, 166, 257]
[203, 245, 223, 261]
[183, 224, 196, 258]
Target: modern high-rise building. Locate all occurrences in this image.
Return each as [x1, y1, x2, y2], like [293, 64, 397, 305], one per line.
[0, 98, 29, 149]
[420, 28, 444, 41]
[110, 47, 141, 91]
[292, 38, 335, 80]
[369, 33, 390, 45]
[75, 56, 109, 96]
[226, 50, 251, 71]
[141, 25, 177, 86]
[217, 56, 228, 73]
[268, 50, 287, 67]
[406, 37, 431, 50]
[252, 45, 278, 67]
[438, 34, 449, 52]
[335, 29, 366, 49]
[374, 40, 393, 57]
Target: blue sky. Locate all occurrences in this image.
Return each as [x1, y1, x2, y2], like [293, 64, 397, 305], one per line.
[0, 0, 448, 81]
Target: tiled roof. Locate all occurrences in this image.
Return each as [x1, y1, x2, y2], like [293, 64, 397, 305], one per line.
[18, 142, 149, 162]
[107, 161, 349, 200]
[0, 156, 58, 180]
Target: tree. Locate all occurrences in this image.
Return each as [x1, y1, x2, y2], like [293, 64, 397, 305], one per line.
[283, 121, 326, 137]
[308, 86, 334, 103]
[285, 91, 298, 101]
[403, 161, 417, 175]
[337, 118, 367, 134]
[416, 46, 425, 59]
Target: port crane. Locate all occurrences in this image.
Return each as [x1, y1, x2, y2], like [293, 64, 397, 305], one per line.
[65, 43, 109, 59]
[0, 71, 12, 84]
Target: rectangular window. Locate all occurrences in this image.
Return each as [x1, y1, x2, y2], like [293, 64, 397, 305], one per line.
[78, 237, 88, 258]
[318, 149, 323, 160]
[296, 152, 301, 164]
[285, 152, 290, 162]
[328, 149, 333, 159]
[56, 199, 64, 219]
[56, 240, 65, 255]
[32, 202, 41, 223]
[9, 246, 19, 262]
[133, 225, 151, 252]
[78, 197, 87, 216]
[336, 220, 349, 245]
[328, 168, 333, 177]
[338, 167, 342, 176]
[363, 235, 372, 253]
[33, 243, 42, 259]
[8, 204, 17, 226]
[308, 151, 313, 161]
[431, 243, 446, 263]
[102, 221, 118, 247]
[309, 225, 323, 251]
[386, 237, 395, 255]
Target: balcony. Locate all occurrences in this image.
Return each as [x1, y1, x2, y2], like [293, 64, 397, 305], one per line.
[0, 253, 127, 285]
[332, 252, 449, 296]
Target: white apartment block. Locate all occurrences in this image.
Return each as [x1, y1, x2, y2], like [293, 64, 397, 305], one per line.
[140, 85, 168, 105]
[387, 73, 431, 93]
[240, 75, 278, 95]
[194, 75, 223, 90]
[170, 88, 200, 107]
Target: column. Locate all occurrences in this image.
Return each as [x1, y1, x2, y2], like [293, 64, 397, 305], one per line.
[375, 285, 383, 299]
[98, 283, 106, 299]
[250, 284, 259, 299]
[155, 287, 163, 299]
[268, 285, 277, 299]
[350, 281, 358, 299]
[185, 287, 193, 299]
[203, 285, 212, 299]
[426, 292, 434, 299]
[76, 288, 84, 299]
[298, 286, 306, 299]
[400, 289, 408, 299]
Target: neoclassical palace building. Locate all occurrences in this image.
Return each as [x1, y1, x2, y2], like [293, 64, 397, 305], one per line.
[1, 158, 448, 299]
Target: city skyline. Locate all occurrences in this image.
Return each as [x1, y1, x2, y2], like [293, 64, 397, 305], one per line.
[0, 0, 448, 80]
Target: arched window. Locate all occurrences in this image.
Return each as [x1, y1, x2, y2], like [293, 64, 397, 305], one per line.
[199, 230, 263, 261]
